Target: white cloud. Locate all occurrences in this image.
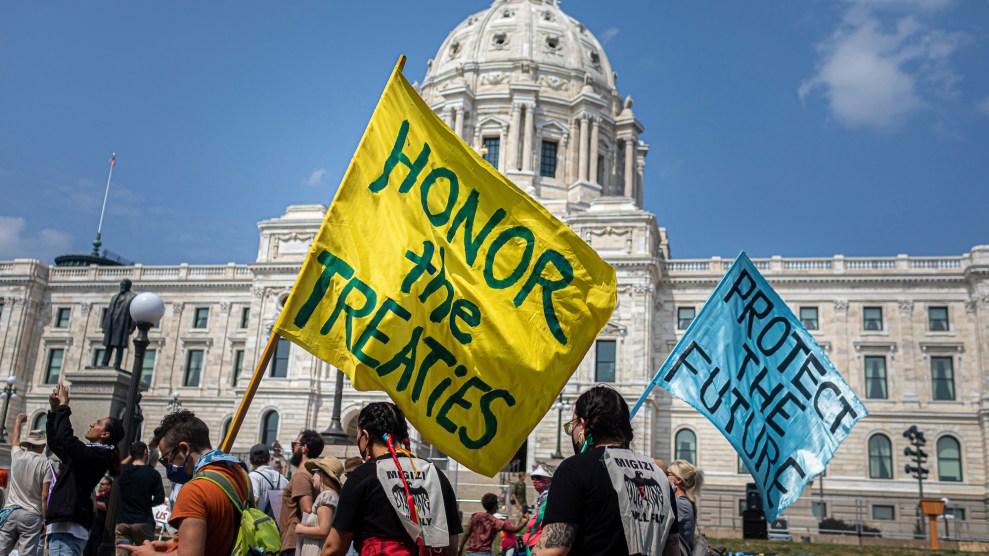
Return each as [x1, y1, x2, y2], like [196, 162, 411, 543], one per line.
[598, 27, 620, 45]
[799, 0, 968, 131]
[0, 216, 73, 262]
[977, 96, 989, 116]
[304, 168, 327, 187]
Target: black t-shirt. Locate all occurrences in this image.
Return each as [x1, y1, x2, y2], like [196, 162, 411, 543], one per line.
[542, 447, 679, 555]
[332, 454, 462, 550]
[116, 464, 166, 524]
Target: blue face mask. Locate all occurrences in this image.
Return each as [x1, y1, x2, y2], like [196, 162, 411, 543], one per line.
[166, 452, 193, 484]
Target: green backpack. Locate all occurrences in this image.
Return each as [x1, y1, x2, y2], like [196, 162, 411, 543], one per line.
[194, 468, 282, 556]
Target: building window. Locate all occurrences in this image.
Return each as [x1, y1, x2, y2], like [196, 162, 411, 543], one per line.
[220, 417, 232, 446]
[54, 307, 71, 329]
[141, 349, 156, 386]
[482, 137, 500, 168]
[539, 141, 558, 177]
[0, 303, 4, 319]
[675, 429, 696, 464]
[812, 501, 827, 519]
[32, 412, 47, 431]
[872, 505, 895, 520]
[937, 436, 962, 482]
[92, 348, 107, 367]
[864, 356, 888, 399]
[948, 508, 965, 521]
[193, 307, 209, 329]
[931, 356, 955, 401]
[240, 307, 250, 329]
[863, 306, 883, 331]
[232, 349, 245, 386]
[184, 350, 204, 387]
[45, 349, 64, 384]
[868, 434, 893, 479]
[738, 456, 749, 475]
[928, 306, 949, 331]
[270, 338, 290, 378]
[261, 411, 279, 446]
[677, 307, 695, 330]
[800, 307, 819, 330]
[594, 340, 616, 382]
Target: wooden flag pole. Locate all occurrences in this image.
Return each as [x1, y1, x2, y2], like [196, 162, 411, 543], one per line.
[220, 332, 281, 453]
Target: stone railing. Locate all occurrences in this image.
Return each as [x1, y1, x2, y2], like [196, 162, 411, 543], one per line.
[666, 254, 969, 276]
[45, 263, 252, 282]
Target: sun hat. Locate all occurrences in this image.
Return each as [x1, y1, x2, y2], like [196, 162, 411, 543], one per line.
[531, 464, 553, 478]
[304, 456, 344, 487]
[21, 429, 47, 449]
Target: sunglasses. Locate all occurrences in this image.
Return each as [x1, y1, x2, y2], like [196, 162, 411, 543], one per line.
[563, 417, 580, 435]
[158, 444, 181, 467]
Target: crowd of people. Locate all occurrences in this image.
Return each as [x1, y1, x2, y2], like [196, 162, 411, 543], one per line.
[0, 383, 707, 556]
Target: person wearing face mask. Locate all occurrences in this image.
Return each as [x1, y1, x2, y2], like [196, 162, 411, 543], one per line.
[45, 385, 125, 556]
[320, 402, 462, 556]
[279, 430, 325, 556]
[535, 386, 679, 556]
[665, 460, 702, 555]
[120, 409, 246, 555]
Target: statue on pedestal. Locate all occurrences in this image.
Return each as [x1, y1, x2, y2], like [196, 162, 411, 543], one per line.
[101, 279, 137, 368]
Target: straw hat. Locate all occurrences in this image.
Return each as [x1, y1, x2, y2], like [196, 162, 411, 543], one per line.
[304, 456, 344, 487]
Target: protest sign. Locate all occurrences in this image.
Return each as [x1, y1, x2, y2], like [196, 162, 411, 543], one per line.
[632, 252, 866, 520]
[273, 58, 617, 477]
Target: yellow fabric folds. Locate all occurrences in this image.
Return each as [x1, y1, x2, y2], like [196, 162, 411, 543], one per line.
[274, 60, 616, 476]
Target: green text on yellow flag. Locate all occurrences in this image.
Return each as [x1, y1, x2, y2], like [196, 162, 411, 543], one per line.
[274, 58, 616, 476]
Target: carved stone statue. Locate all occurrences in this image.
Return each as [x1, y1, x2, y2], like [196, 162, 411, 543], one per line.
[101, 279, 137, 368]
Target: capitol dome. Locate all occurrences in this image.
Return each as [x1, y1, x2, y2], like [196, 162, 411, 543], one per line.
[417, 0, 647, 217]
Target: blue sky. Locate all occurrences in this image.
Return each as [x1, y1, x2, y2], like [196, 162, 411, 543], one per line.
[1, 0, 987, 265]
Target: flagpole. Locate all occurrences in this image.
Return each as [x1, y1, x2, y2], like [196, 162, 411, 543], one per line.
[220, 333, 281, 452]
[629, 372, 663, 420]
[92, 153, 116, 256]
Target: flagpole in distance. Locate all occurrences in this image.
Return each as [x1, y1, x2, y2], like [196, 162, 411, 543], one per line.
[220, 333, 281, 453]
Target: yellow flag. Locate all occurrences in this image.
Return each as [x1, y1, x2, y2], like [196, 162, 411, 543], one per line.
[274, 58, 616, 476]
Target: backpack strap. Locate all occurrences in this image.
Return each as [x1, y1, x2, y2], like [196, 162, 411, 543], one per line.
[194, 468, 251, 513]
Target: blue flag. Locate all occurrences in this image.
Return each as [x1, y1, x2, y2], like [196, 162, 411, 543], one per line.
[633, 252, 867, 520]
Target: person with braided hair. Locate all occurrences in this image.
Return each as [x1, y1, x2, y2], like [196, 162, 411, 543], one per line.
[535, 386, 680, 556]
[321, 402, 461, 556]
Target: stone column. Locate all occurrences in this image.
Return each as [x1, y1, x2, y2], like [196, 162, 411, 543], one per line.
[454, 107, 465, 139]
[578, 116, 589, 182]
[508, 103, 521, 170]
[558, 133, 568, 180]
[522, 104, 535, 173]
[498, 126, 508, 172]
[566, 119, 579, 183]
[589, 117, 600, 184]
[445, 107, 455, 129]
[624, 137, 636, 197]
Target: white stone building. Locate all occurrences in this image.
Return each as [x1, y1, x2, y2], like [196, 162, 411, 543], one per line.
[1, 0, 987, 538]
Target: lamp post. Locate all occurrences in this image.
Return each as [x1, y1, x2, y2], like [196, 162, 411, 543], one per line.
[167, 391, 182, 413]
[0, 376, 17, 443]
[321, 368, 350, 445]
[99, 291, 164, 556]
[550, 393, 570, 459]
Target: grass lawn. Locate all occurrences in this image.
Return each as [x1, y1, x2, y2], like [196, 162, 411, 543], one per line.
[708, 538, 967, 556]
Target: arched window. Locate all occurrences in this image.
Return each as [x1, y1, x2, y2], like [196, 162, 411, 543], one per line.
[868, 434, 893, 479]
[31, 413, 47, 431]
[675, 429, 696, 464]
[937, 436, 962, 482]
[260, 411, 279, 447]
[219, 417, 232, 446]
